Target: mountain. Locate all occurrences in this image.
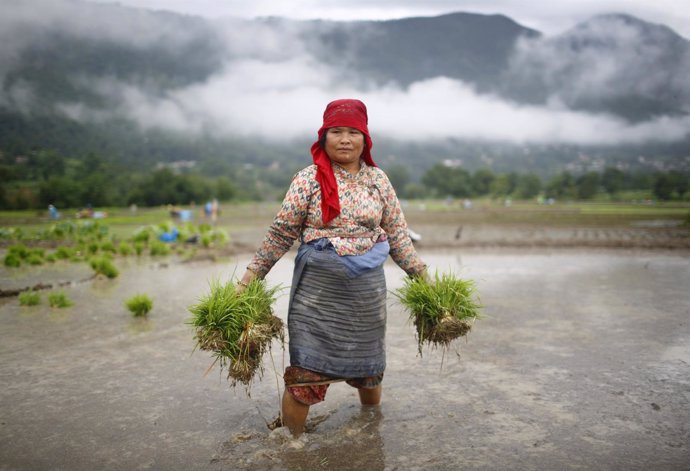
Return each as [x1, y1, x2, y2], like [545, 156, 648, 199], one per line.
[300, 12, 540, 90]
[499, 13, 690, 122]
[1, 2, 689, 178]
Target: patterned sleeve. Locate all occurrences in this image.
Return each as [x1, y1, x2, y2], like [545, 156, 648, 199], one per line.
[375, 169, 427, 276]
[246, 169, 314, 278]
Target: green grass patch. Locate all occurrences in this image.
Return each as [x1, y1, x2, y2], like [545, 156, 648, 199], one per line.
[100, 240, 117, 253]
[54, 246, 74, 260]
[125, 294, 153, 317]
[18, 291, 41, 306]
[118, 242, 134, 256]
[26, 253, 44, 265]
[149, 240, 171, 256]
[8, 244, 30, 259]
[4, 253, 22, 267]
[90, 256, 119, 278]
[48, 291, 73, 308]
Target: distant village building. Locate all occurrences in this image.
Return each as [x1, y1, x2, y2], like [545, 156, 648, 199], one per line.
[156, 160, 197, 172]
[442, 159, 463, 168]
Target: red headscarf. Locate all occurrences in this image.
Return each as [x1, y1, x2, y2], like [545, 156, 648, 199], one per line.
[310, 99, 377, 224]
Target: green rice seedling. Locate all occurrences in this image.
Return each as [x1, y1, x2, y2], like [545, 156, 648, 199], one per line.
[26, 253, 44, 265]
[134, 242, 145, 256]
[45, 221, 76, 239]
[0, 227, 25, 240]
[178, 222, 196, 241]
[188, 278, 283, 386]
[125, 294, 153, 317]
[90, 256, 119, 278]
[132, 226, 154, 243]
[18, 291, 41, 306]
[29, 248, 45, 258]
[118, 242, 134, 256]
[394, 271, 482, 355]
[8, 244, 29, 259]
[158, 221, 175, 233]
[87, 241, 100, 255]
[0, 227, 15, 240]
[201, 234, 213, 248]
[100, 240, 117, 254]
[210, 228, 230, 246]
[45, 253, 57, 263]
[4, 253, 21, 267]
[48, 291, 73, 308]
[54, 246, 73, 259]
[149, 240, 171, 256]
[69, 253, 85, 263]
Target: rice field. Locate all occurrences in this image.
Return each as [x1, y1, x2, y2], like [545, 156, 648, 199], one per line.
[0, 201, 689, 470]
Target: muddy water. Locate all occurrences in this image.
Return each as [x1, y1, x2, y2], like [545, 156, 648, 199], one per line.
[1, 249, 689, 470]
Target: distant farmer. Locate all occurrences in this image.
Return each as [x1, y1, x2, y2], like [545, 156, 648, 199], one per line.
[48, 204, 59, 220]
[238, 99, 427, 436]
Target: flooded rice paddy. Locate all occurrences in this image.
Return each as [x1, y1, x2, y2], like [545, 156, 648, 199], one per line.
[1, 248, 689, 470]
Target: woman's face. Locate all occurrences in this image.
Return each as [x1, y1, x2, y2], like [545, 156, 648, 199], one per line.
[324, 127, 365, 173]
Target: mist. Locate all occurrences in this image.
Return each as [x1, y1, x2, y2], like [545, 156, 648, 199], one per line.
[2, 0, 689, 146]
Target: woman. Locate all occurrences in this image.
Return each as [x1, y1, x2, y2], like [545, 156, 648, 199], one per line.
[238, 99, 427, 436]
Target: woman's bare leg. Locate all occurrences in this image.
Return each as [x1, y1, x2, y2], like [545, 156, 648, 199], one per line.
[358, 384, 382, 405]
[281, 389, 310, 437]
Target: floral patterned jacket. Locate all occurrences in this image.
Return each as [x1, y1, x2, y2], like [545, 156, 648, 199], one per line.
[247, 161, 426, 278]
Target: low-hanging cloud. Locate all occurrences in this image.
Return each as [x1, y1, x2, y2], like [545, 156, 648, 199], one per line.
[3, 0, 690, 146]
[56, 68, 690, 146]
[507, 15, 690, 110]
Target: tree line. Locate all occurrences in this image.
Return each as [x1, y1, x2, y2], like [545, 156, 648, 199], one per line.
[388, 164, 689, 202]
[1, 150, 688, 211]
[0, 150, 243, 210]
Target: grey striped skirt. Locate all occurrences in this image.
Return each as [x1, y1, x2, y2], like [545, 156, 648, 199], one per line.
[288, 242, 388, 378]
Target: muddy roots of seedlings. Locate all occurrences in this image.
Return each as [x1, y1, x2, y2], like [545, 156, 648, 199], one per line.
[415, 314, 473, 351]
[195, 330, 228, 353]
[227, 315, 284, 386]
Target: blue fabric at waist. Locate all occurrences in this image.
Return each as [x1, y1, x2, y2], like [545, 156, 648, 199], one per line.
[298, 237, 390, 278]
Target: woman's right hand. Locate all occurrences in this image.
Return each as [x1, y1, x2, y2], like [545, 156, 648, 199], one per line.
[236, 270, 257, 293]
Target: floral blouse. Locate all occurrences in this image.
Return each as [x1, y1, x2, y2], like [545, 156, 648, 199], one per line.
[247, 161, 426, 278]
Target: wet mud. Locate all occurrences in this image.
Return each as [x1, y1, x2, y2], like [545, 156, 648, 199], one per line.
[1, 248, 689, 470]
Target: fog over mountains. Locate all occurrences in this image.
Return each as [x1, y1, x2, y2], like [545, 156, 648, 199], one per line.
[1, 0, 689, 175]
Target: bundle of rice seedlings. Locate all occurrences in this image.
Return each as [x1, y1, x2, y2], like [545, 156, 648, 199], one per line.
[118, 242, 134, 256]
[394, 271, 481, 355]
[4, 253, 21, 267]
[125, 294, 153, 317]
[90, 256, 119, 278]
[54, 246, 74, 260]
[149, 240, 171, 256]
[188, 279, 283, 386]
[48, 291, 73, 308]
[100, 240, 117, 254]
[19, 291, 41, 306]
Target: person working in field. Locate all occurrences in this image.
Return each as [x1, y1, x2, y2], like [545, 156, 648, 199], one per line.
[238, 98, 427, 437]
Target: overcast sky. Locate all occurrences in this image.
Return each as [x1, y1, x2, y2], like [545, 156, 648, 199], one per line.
[88, 0, 690, 38]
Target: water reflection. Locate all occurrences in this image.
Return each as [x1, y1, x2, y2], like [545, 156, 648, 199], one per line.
[127, 316, 154, 334]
